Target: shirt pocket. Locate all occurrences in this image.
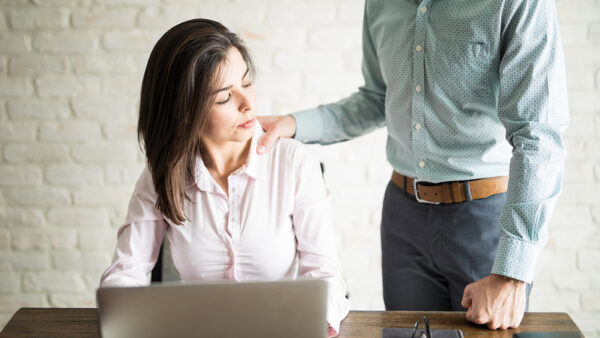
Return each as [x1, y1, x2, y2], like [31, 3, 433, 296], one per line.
[433, 39, 494, 105]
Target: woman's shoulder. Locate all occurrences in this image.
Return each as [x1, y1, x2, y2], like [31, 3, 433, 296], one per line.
[266, 138, 323, 179]
[128, 164, 160, 204]
[271, 137, 313, 163]
[123, 164, 164, 225]
[135, 165, 155, 191]
[273, 136, 303, 150]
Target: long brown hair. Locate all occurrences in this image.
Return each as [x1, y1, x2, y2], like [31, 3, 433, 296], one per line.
[138, 19, 254, 225]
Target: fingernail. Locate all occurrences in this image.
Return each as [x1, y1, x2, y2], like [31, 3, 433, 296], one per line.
[258, 145, 265, 154]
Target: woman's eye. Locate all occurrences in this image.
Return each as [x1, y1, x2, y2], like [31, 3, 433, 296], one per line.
[216, 93, 231, 105]
[242, 81, 253, 88]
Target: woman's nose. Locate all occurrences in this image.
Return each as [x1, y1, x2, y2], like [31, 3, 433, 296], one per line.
[238, 92, 253, 113]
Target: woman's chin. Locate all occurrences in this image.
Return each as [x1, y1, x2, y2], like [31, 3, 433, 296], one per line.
[230, 125, 255, 143]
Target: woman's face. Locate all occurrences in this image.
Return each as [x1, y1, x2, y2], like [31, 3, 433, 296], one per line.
[202, 47, 256, 147]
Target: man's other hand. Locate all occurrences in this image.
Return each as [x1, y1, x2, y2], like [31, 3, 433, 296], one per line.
[461, 274, 527, 330]
[256, 115, 297, 154]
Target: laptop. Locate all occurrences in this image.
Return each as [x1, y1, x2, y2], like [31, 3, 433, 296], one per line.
[96, 279, 328, 338]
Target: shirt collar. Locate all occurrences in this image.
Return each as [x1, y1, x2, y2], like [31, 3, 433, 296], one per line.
[192, 121, 264, 191]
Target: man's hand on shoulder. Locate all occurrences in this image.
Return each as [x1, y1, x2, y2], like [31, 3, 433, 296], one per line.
[461, 274, 527, 330]
[256, 115, 297, 154]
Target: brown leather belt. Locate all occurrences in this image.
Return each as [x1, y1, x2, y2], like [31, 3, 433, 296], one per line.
[391, 171, 509, 204]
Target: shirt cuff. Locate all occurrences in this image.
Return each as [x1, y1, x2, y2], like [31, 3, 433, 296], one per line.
[491, 234, 541, 283]
[99, 277, 145, 288]
[291, 108, 324, 143]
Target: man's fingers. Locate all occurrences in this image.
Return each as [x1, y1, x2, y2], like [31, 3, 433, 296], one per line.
[465, 307, 475, 322]
[515, 303, 525, 327]
[468, 311, 489, 325]
[461, 285, 472, 309]
[463, 284, 481, 325]
[499, 311, 510, 330]
[256, 118, 281, 154]
[257, 132, 275, 154]
[487, 318, 501, 330]
[466, 302, 489, 326]
[465, 298, 492, 327]
[255, 115, 297, 154]
[504, 304, 515, 330]
[511, 314, 524, 329]
[256, 115, 274, 130]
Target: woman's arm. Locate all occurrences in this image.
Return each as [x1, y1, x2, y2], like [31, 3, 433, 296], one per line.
[290, 143, 350, 335]
[99, 220, 167, 287]
[100, 168, 168, 287]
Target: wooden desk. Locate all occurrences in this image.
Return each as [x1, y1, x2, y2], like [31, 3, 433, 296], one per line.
[0, 308, 582, 337]
[341, 311, 582, 337]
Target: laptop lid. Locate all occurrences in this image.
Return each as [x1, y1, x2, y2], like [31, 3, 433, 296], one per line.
[97, 279, 328, 338]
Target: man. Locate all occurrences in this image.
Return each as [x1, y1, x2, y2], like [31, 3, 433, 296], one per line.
[257, 0, 568, 330]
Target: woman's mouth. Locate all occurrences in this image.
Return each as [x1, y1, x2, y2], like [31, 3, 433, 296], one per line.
[238, 118, 255, 129]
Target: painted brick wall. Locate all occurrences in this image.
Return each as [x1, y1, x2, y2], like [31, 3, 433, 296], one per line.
[0, 0, 598, 335]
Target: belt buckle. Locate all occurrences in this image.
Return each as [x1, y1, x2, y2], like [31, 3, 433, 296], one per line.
[412, 179, 441, 205]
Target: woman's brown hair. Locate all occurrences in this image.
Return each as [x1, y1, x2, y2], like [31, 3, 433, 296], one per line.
[138, 19, 254, 225]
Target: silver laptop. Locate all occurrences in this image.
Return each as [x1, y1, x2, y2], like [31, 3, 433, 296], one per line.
[97, 279, 328, 338]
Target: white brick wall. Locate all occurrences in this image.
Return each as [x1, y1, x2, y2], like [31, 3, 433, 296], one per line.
[0, 0, 599, 335]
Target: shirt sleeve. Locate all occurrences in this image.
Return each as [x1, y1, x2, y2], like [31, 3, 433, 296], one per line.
[290, 144, 350, 333]
[99, 167, 167, 288]
[493, 0, 569, 283]
[292, 2, 386, 144]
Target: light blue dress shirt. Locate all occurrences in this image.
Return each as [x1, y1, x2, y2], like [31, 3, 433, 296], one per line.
[293, 0, 569, 283]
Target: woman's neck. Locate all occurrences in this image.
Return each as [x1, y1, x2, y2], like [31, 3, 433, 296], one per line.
[200, 138, 252, 187]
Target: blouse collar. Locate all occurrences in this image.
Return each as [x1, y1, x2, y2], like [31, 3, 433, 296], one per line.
[192, 122, 264, 192]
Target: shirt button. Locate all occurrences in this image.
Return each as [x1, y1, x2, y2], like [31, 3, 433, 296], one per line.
[415, 123, 422, 130]
[421, 6, 427, 13]
[415, 45, 422, 52]
[416, 85, 422, 92]
[418, 160, 425, 168]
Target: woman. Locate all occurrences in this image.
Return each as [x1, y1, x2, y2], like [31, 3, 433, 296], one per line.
[99, 19, 349, 335]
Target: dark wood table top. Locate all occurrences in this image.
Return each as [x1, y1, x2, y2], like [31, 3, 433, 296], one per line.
[340, 311, 582, 337]
[0, 308, 583, 337]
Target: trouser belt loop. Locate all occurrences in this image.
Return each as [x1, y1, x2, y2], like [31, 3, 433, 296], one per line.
[463, 181, 472, 202]
[445, 183, 454, 203]
[450, 181, 461, 203]
[403, 175, 408, 195]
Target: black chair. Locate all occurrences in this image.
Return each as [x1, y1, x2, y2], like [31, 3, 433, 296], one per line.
[150, 247, 163, 282]
[151, 238, 180, 282]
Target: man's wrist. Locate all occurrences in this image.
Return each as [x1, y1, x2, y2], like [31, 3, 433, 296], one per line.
[494, 274, 525, 284]
[286, 114, 297, 138]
